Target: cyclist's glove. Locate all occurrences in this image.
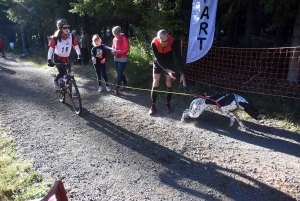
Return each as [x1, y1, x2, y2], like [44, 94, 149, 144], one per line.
[77, 55, 82, 65]
[47, 59, 55, 67]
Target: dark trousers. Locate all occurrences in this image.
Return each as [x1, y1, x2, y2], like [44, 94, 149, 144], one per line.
[93, 63, 108, 86]
[81, 48, 89, 65]
[54, 64, 71, 81]
[114, 61, 127, 88]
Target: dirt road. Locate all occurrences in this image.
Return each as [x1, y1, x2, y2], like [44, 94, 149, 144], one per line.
[0, 55, 299, 201]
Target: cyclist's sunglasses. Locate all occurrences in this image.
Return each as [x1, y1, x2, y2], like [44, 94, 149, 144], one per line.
[62, 26, 70, 30]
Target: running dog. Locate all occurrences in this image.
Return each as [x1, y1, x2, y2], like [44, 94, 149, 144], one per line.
[181, 93, 261, 130]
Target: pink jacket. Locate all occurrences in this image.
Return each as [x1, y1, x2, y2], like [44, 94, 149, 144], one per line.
[112, 34, 130, 58]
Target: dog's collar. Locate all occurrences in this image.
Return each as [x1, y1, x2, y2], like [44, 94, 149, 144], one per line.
[234, 94, 240, 110]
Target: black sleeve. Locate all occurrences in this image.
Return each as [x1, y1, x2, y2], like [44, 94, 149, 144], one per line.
[100, 45, 108, 60]
[151, 42, 162, 61]
[171, 40, 185, 74]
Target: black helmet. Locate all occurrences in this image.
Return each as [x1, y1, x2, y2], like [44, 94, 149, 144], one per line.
[57, 19, 68, 29]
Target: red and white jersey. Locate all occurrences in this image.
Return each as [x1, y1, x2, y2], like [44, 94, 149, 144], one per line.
[49, 34, 78, 57]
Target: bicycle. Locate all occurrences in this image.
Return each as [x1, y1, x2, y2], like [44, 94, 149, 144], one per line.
[54, 62, 82, 115]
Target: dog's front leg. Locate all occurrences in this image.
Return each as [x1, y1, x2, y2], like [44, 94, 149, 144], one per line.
[221, 108, 236, 127]
[181, 109, 190, 123]
[181, 99, 206, 123]
[232, 110, 249, 131]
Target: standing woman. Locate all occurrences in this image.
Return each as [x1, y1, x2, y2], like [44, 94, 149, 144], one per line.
[47, 19, 82, 90]
[111, 26, 130, 95]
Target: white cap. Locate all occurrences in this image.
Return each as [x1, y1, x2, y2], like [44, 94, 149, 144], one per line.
[71, 30, 76, 34]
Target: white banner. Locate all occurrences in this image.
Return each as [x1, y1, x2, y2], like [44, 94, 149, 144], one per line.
[186, 0, 218, 64]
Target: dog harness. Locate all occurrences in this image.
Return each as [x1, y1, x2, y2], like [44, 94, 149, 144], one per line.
[197, 94, 240, 110]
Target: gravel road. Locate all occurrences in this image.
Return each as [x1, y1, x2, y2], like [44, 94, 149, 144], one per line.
[0, 55, 299, 201]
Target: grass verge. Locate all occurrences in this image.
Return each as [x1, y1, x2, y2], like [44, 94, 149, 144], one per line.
[0, 126, 50, 201]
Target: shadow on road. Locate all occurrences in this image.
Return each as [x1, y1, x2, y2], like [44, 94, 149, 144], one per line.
[81, 84, 300, 158]
[0, 65, 16, 75]
[81, 108, 295, 200]
[185, 110, 300, 158]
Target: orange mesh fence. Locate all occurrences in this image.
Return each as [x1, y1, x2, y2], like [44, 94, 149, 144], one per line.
[181, 42, 300, 99]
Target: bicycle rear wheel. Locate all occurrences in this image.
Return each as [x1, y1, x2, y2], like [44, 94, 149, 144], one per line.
[68, 79, 82, 115]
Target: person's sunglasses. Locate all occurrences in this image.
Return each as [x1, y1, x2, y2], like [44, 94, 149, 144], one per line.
[62, 26, 70, 30]
[160, 39, 169, 43]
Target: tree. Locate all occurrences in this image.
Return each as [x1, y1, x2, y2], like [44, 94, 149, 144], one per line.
[287, 2, 300, 84]
[260, 0, 300, 83]
[0, 3, 16, 38]
[218, 0, 256, 47]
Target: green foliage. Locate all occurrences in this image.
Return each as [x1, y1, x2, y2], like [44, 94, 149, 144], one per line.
[259, 0, 298, 30]
[132, 0, 191, 40]
[0, 128, 50, 201]
[125, 38, 153, 87]
[218, 0, 250, 28]
[1, 0, 300, 49]
[0, 4, 16, 37]
[70, 0, 113, 20]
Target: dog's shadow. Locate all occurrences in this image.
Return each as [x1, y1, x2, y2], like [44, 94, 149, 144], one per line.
[183, 109, 300, 158]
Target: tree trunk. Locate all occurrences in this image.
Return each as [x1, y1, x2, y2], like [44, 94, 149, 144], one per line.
[20, 23, 26, 52]
[125, 17, 129, 37]
[276, 27, 285, 47]
[44, 34, 48, 48]
[152, 0, 159, 8]
[215, 21, 221, 41]
[287, 2, 300, 84]
[244, 0, 252, 47]
[227, 17, 236, 45]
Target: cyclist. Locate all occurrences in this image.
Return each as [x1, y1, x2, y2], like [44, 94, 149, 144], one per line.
[47, 19, 82, 90]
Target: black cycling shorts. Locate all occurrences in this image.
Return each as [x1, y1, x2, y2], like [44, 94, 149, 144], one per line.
[153, 61, 175, 75]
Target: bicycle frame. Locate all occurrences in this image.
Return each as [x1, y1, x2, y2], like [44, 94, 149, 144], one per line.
[55, 62, 82, 115]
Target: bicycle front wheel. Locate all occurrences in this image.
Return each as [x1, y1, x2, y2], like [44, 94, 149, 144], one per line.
[68, 79, 82, 115]
[57, 83, 65, 103]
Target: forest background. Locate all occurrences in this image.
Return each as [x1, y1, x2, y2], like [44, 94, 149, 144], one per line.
[1, 0, 300, 53]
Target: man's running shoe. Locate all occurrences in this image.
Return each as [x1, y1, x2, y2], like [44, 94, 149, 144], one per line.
[98, 86, 103, 92]
[166, 104, 172, 114]
[114, 88, 120, 95]
[149, 104, 156, 116]
[106, 86, 111, 92]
